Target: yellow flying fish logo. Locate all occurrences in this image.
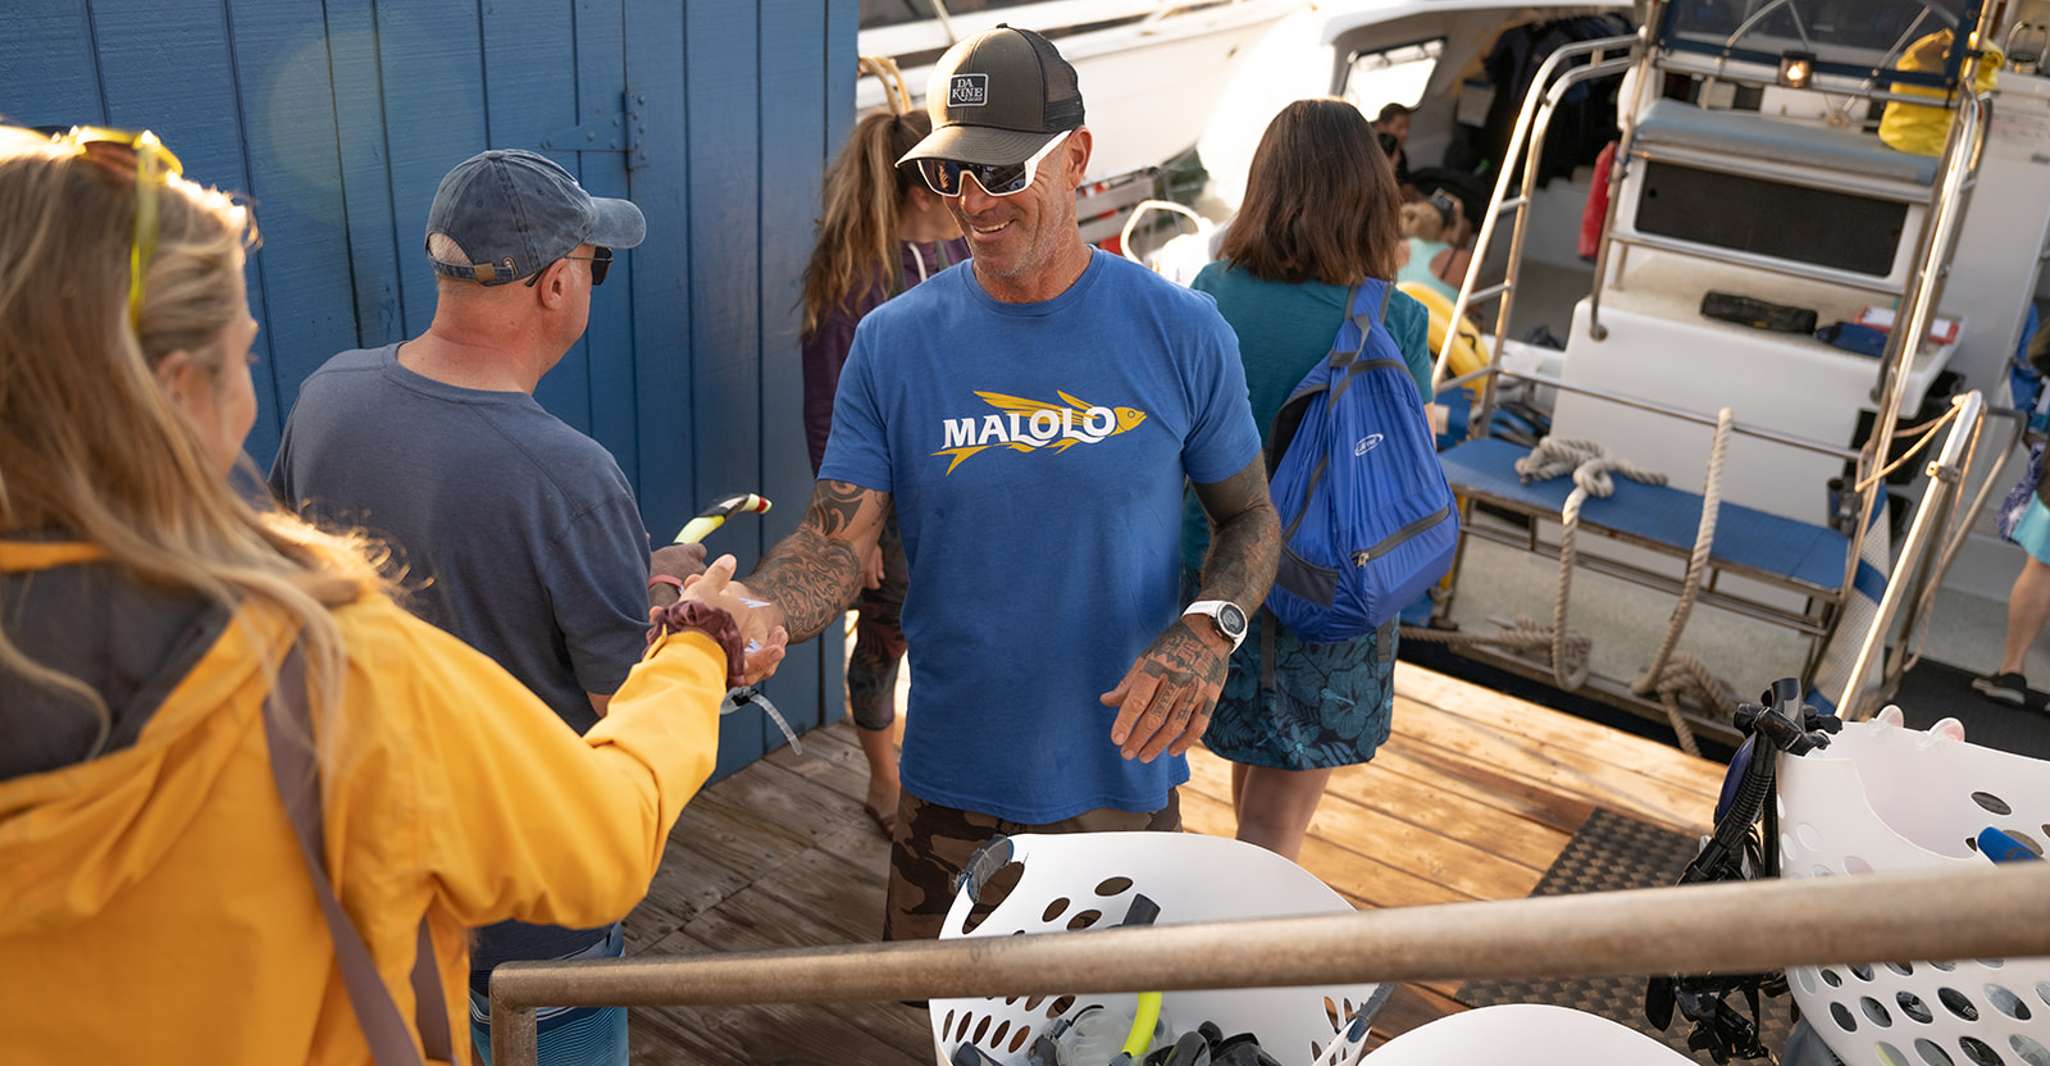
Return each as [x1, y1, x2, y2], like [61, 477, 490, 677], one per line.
[932, 390, 1148, 475]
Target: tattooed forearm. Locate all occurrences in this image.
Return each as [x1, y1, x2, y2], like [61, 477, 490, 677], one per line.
[1194, 457, 1281, 609]
[746, 480, 888, 644]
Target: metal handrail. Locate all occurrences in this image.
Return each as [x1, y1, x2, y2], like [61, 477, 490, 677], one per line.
[1837, 390, 1986, 718]
[490, 864, 2050, 1064]
[1885, 403, 2026, 690]
[1602, 231, 1910, 298]
[1841, 87, 1989, 639]
[1428, 32, 1640, 395]
[1458, 366, 1862, 461]
[1584, 12, 1662, 342]
[1472, 51, 1640, 433]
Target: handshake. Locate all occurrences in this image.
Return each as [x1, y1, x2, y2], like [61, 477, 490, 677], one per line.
[649, 543, 789, 686]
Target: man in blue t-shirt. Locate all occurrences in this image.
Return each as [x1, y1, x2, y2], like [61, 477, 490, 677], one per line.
[737, 26, 1280, 941]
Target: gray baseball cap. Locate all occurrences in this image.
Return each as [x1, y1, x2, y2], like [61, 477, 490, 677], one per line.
[898, 25, 1085, 169]
[425, 149, 645, 286]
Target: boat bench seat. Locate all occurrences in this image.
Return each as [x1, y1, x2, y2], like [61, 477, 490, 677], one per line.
[1439, 437, 1885, 600]
[1634, 98, 1939, 187]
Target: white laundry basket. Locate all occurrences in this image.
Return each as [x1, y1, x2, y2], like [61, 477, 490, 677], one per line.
[929, 832, 1387, 1066]
[1777, 717, 2050, 1066]
[1359, 1004, 1695, 1064]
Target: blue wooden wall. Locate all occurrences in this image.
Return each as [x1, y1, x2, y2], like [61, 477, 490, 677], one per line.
[1, 0, 858, 778]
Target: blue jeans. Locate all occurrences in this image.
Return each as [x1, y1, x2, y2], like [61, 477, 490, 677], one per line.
[470, 923, 627, 1066]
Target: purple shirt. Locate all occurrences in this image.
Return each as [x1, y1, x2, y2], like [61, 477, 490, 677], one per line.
[801, 238, 969, 472]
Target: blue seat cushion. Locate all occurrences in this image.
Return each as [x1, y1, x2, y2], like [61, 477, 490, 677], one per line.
[1440, 437, 1885, 601]
[1635, 99, 1939, 187]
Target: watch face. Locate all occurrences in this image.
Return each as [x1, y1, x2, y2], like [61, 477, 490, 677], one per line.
[1218, 602, 1247, 637]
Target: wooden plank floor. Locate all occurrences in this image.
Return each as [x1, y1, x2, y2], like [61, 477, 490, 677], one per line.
[621, 662, 1723, 1064]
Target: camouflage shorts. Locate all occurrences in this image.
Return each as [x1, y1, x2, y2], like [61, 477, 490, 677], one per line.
[883, 788, 1182, 942]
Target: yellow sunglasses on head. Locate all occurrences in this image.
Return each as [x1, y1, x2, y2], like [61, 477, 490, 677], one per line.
[21, 125, 188, 331]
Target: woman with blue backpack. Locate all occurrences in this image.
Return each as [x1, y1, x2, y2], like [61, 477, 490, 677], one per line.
[1181, 98, 1443, 861]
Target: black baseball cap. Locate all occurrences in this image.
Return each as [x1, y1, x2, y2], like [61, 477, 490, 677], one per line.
[425, 149, 645, 286]
[897, 25, 1086, 169]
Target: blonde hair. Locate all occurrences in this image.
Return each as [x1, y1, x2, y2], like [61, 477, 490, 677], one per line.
[1399, 200, 1445, 242]
[0, 127, 385, 758]
[799, 108, 932, 336]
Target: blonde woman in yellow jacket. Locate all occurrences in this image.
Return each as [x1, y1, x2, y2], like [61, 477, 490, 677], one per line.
[0, 127, 785, 1064]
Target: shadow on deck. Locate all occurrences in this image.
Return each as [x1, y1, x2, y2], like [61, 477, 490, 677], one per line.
[620, 663, 1724, 1064]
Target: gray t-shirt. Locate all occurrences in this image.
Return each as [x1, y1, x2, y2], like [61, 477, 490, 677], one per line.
[270, 343, 649, 969]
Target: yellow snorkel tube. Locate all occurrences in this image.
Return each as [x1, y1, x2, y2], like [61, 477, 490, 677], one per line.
[675, 493, 772, 545]
[1123, 991, 1163, 1059]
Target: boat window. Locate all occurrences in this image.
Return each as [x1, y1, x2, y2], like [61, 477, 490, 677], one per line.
[940, 0, 1065, 16]
[1343, 38, 1446, 113]
[1659, 0, 1977, 90]
[860, 0, 937, 31]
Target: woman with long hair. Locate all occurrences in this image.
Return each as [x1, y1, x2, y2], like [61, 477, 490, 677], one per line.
[799, 108, 965, 836]
[0, 125, 779, 1064]
[1181, 99, 1435, 861]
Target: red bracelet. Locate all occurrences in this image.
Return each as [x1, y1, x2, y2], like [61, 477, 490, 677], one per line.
[648, 573, 685, 597]
[647, 600, 749, 690]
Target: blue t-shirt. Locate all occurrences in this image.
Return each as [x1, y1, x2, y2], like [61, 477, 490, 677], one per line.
[819, 250, 1261, 823]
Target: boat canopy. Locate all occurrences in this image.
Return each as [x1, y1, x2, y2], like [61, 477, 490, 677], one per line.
[1658, 0, 1983, 92]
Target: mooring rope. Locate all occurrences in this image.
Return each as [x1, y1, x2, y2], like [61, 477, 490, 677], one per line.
[1402, 412, 1740, 755]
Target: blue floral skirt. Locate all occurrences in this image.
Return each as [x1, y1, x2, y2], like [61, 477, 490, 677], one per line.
[1202, 600, 1398, 771]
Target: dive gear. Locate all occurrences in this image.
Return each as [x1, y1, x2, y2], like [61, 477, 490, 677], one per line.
[1646, 677, 1838, 1063]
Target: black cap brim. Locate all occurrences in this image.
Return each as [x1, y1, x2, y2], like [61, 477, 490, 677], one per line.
[897, 125, 1063, 168]
[588, 196, 646, 250]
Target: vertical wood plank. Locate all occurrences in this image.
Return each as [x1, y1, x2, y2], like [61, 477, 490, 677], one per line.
[755, 0, 828, 749]
[12, 0, 861, 779]
[0, 5, 107, 126]
[825, 0, 860, 153]
[623, 0, 694, 542]
[478, 0, 593, 436]
[223, 0, 361, 469]
[817, 0, 861, 725]
[686, 0, 764, 778]
[320, 0, 407, 351]
[89, 0, 283, 462]
[371, 0, 488, 340]
[573, 0, 640, 489]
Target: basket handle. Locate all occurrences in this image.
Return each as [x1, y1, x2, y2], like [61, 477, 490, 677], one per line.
[953, 833, 1017, 902]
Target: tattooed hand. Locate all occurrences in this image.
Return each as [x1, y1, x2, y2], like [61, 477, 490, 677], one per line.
[1100, 618, 1231, 763]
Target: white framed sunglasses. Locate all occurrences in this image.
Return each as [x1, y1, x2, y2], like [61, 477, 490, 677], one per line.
[913, 129, 1072, 199]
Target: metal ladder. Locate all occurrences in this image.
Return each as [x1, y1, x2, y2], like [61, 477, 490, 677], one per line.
[1422, 0, 2010, 721]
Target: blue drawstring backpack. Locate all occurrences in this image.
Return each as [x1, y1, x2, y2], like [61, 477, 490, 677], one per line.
[1264, 279, 1459, 643]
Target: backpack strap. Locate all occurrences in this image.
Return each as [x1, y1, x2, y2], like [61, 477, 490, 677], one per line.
[264, 645, 452, 1066]
[1330, 280, 1397, 363]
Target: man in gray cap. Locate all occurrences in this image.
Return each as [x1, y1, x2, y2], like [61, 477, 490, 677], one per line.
[270, 149, 703, 1063]
[736, 26, 1279, 942]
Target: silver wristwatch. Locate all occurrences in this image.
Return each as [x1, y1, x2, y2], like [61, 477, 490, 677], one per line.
[1183, 600, 1248, 652]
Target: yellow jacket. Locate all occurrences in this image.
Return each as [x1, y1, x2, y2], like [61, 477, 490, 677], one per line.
[0, 540, 723, 1064]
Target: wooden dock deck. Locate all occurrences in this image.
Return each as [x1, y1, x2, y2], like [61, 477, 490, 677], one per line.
[618, 663, 1725, 1064]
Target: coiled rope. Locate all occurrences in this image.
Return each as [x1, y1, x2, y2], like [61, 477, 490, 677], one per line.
[1402, 410, 1738, 756]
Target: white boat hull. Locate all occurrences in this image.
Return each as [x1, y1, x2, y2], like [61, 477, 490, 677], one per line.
[856, 1, 1300, 181]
